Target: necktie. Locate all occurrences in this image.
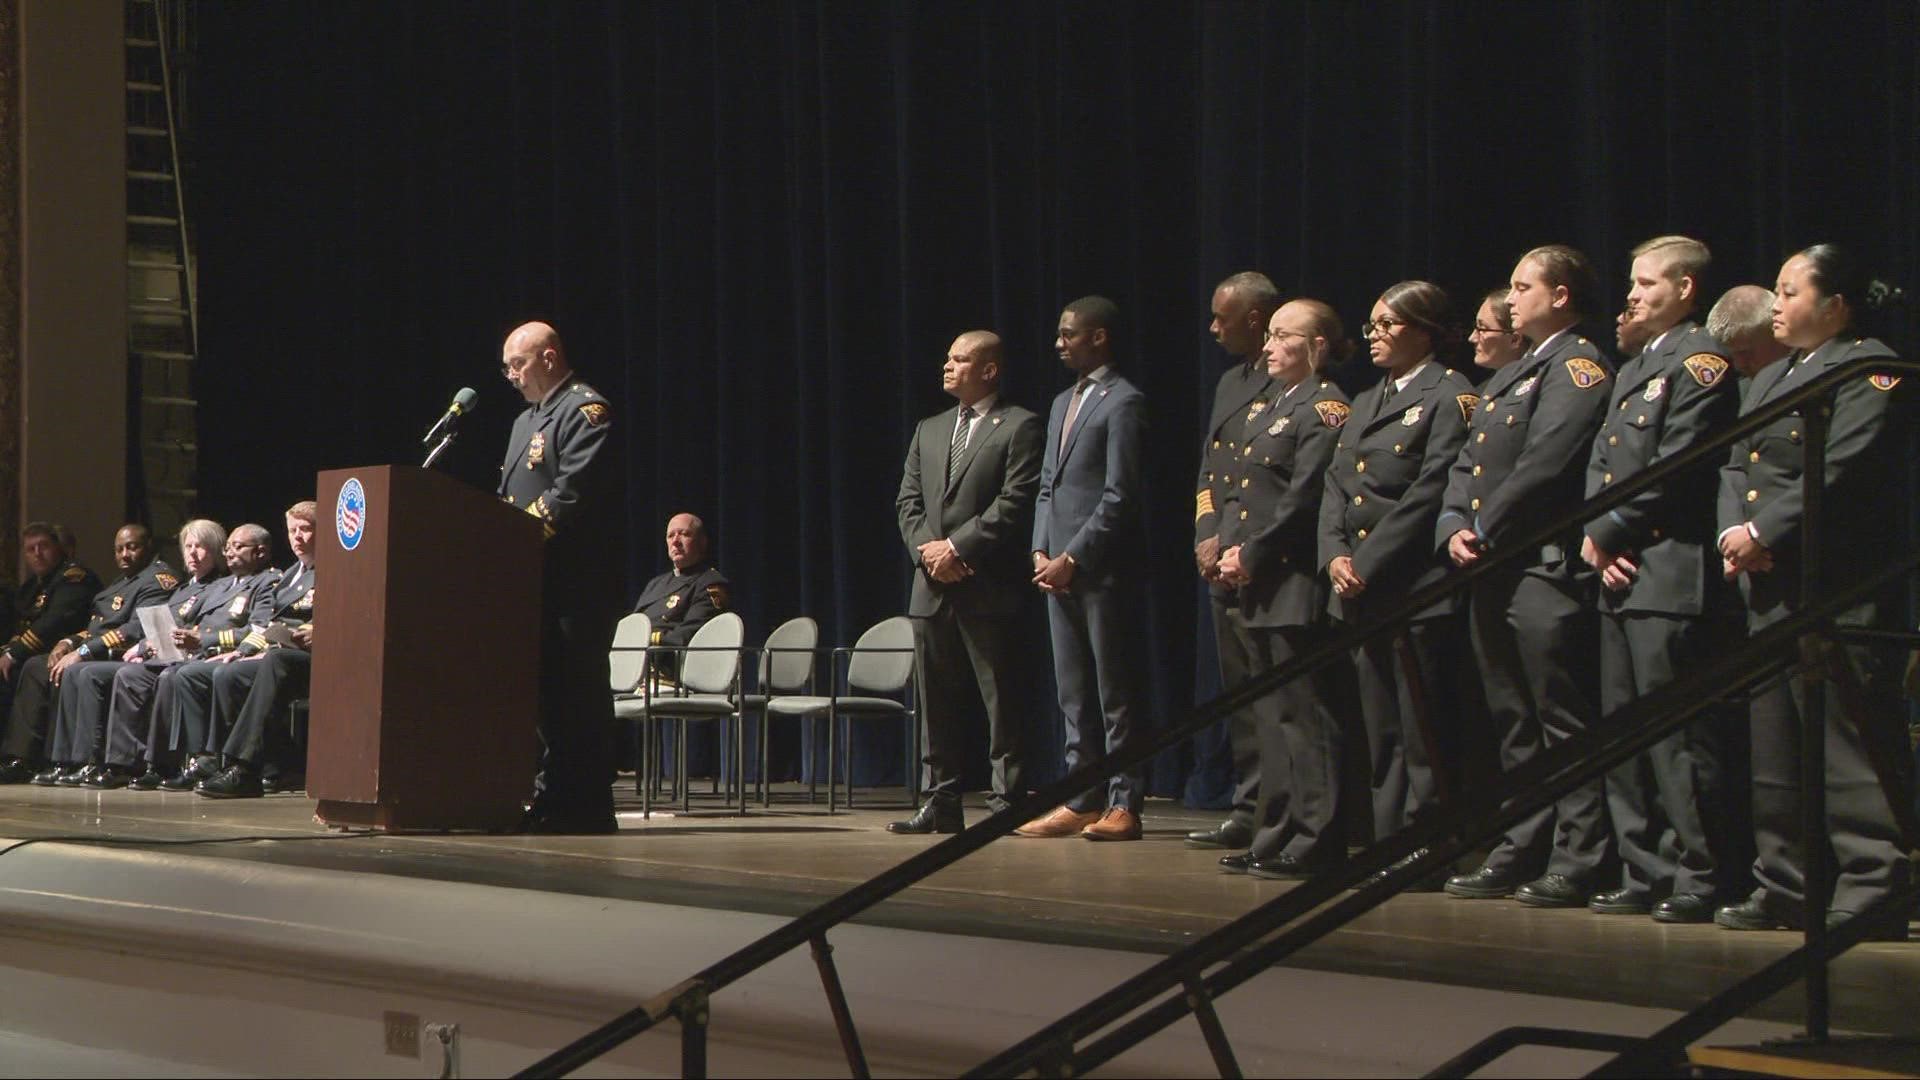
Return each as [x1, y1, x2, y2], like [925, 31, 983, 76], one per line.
[1383, 379, 1397, 404]
[947, 405, 973, 488]
[1059, 378, 1092, 453]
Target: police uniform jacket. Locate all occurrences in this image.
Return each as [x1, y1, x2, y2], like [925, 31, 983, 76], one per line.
[1718, 336, 1910, 623]
[4, 560, 103, 666]
[498, 374, 625, 616]
[1436, 329, 1614, 569]
[1218, 376, 1349, 628]
[1319, 361, 1477, 623]
[112, 569, 220, 659]
[191, 569, 280, 658]
[1195, 359, 1276, 598]
[1583, 322, 1738, 617]
[633, 563, 731, 648]
[232, 561, 316, 657]
[60, 558, 180, 662]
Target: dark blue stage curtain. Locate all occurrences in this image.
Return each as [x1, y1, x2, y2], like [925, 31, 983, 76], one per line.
[188, 2, 1916, 797]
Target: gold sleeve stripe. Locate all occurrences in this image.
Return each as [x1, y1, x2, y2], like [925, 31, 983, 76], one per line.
[1195, 490, 1216, 521]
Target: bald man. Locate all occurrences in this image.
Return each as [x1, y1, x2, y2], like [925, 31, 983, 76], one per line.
[630, 513, 732, 671]
[498, 320, 626, 834]
[892, 330, 1044, 833]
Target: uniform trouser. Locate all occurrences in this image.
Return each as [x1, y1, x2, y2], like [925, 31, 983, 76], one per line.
[217, 649, 310, 772]
[1357, 615, 1464, 839]
[534, 605, 618, 819]
[913, 604, 1026, 811]
[1599, 611, 1744, 898]
[1746, 608, 1913, 919]
[103, 661, 182, 769]
[1212, 595, 1265, 830]
[1471, 567, 1609, 881]
[0, 655, 56, 762]
[1248, 621, 1345, 865]
[50, 660, 122, 765]
[1047, 581, 1144, 815]
[166, 659, 228, 757]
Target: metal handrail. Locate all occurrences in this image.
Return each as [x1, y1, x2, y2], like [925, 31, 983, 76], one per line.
[517, 354, 1920, 1078]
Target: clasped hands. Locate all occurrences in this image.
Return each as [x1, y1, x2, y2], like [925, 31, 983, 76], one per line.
[1032, 550, 1077, 594]
[918, 539, 972, 584]
[1580, 535, 1641, 592]
[1718, 524, 1773, 580]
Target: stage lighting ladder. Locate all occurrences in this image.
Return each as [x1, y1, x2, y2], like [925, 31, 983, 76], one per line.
[125, 0, 198, 538]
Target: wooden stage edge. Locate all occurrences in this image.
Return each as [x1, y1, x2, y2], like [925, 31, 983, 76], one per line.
[0, 783, 1914, 1038]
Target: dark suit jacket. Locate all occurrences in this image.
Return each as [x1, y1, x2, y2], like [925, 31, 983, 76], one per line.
[1218, 376, 1348, 628]
[1032, 370, 1147, 585]
[1584, 322, 1739, 617]
[1319, 361, 1477, 622]
[897, 398, 1044, 617]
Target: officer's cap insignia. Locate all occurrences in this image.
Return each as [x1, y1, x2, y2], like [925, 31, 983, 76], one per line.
[665, 594, 681, 610]
[1456, 394, 1480, 422]
[527, 431, 546, 468]
[1400, 405, 1423, 427]
[1313, 401, 1350, 429]
[1565, 358, 1608, 389]
[580, 402, 610, 426]
[1869, 374, 1902, 392]
[1268, 416, 1290, 436]
[229, 595, 248, 619]
[706, 583, 730, 610]
[63, 566, 87, 582]
[1515, 375, 1540, 396]
[155, 573, 178, 590]
[1195, 490, 1215, 520]
[1643, 376, 1666, 403]
[1682, 353, 1728, 388]
[111, 596, 124, 612]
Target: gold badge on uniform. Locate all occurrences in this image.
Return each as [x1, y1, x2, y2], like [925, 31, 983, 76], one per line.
[295, 589, 315, 612]
[178, 599, 194, 617]
[1246, 399, 1267, 423]
[1268, 416, 1290, 436]
[527, 431, 546, 468]
[1400, 405, 1423, 426]
[1565, 357, 1608, 389]
[665, 594, 681, 610]
[33, 594, 46, 611]
[706, 583, 730, 610]
[1456, 394, 1480, 422]
[229, 595, 248, 619]
[1683, 353, 1729, 388]
[1314, 400, 1351, 428]
[1515, 375, 1540, 396]
[1869, 374, 1902, 392]
[580, 402, 610, 426]
[1643, 376, 1666, 402]
[111, 595, 124, 612]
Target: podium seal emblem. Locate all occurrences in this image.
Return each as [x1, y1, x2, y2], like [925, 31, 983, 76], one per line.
[336, 477, 367, 552]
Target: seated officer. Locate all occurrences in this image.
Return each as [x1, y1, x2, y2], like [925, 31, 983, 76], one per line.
[0, 522, 103, 782]
[630, 513, 731, 677]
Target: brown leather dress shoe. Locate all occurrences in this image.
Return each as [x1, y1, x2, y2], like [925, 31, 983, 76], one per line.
[1014, 805, 1102, 838]
[1081, 807, 1142, 842]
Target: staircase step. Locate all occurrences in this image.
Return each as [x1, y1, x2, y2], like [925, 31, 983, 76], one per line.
[128, 169, 175, 182]
[143, 440, 198, 453]
[147, 487, 200, 499]
[125, 37, 160, 48]
[126, 81, 165, 93]
[132, 350, 194, 363]
[130, 303, 188, 318]
[127, 125, 169, 138]
[127, 214, 178, 227]
[128, 259, 185, 271]
[141, 396, 198, 409]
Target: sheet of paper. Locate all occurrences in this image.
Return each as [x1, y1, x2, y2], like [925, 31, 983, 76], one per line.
[136, 603, 184, 663]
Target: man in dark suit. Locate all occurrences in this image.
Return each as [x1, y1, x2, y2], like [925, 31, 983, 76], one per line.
[631, 513, 731, 673]
[1019, 296, 1150, 842]
[497, 320, 626, 834]
[890, 330, 1043, 833]
[1187, 271, 1281, 850]
[1582, 237, 1743, 922]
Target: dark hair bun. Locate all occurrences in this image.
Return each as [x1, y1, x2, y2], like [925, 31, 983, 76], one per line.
[1863, 279, 1908, 312]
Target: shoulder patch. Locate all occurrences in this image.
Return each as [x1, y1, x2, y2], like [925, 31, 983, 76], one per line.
[1869, 374, 1902, 392]
[1455, 393, 1480, 423]
[579, 402, 610, 426]
[63, 566, 87, 583]
[154, 572, 179, 591]
[706, 583, 730, 610]
[1682, 353, 1728, 388]
[1565, 357, 1608, 390]
[1313, 400, 1350, 428]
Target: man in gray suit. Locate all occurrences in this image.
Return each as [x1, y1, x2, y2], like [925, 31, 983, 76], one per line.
[891, 330, 1044, 834]
[1020, 296, 1150, 842]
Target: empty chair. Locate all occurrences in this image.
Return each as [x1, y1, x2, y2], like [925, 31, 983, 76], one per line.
[765, 615, 917, 812]
[608, 612, 653, 697]
[616, 611, 745, 816]
[739, 616, 819, 807]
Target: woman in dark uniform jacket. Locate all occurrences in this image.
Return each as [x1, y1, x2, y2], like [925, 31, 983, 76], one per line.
[1320, 282, 1479, 882]
[1714, 243, 1913, 938]
[1216, 298, 1354, 879]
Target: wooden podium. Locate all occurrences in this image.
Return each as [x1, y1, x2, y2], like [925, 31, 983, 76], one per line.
[310, 465, 544, 831]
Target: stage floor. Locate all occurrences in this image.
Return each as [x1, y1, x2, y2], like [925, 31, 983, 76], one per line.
[0, 783, 1912, 1039]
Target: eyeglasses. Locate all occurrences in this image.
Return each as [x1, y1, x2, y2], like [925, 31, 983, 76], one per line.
[1264, 328, 1309, 344]
[1361, 317, 1406, 337]
[1469, 324, 1514, 337]
[501, 354, 534, 375]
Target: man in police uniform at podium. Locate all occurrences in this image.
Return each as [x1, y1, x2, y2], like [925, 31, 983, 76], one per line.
[630, 513, 730, 675]
[498, 321, 625, 834]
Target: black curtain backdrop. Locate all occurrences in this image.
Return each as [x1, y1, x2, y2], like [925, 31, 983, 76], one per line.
[188, 1, 1918, 797]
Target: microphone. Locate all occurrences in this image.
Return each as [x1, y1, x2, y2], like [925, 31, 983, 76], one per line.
[421, 387, 478, 446]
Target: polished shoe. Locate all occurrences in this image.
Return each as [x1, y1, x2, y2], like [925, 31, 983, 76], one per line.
[1715, 896, 1788, 931]
[127, 768, 164, 791]
[54, 766, 89, 787]
[1827, 909, 1910, 943]
[29, 766, 64, 787]
[159, 755, 221, 791]
[0, 759, 37, 785]
[196, 763, 265, 799]
[1444, 865, 1526, 899]
[82, 766, 132, 791]
[1014, 805, 1102, 838]
[1081, 807, 1142, 842]
[1247, 852, 1338, 881]
[1515, 874, 1589, 908]
[1218, 852, 1254, 874]
[1589, 887, 1653, 916]
[886, 800, 962, 835]
[1650, 892, 1717, 924]
[517, 805, 619, 835]
[1367, 848, 1445, 892]
[262, 772, 305, 795]
[1185, 820, 1254, 849]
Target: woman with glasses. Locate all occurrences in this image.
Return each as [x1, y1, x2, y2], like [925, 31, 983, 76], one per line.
[1470, 288, 1527, 373]
[1319, 282, 1480, 885]
[1214, 299, 1354, 879]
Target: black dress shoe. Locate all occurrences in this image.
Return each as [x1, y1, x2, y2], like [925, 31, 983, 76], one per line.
[127, 768, 164, 791]
[30, 766, 64, 787]
[82, 766, 132, 790]
[196, 763, 265, 799]
[1445, 865, 1526, 899]
[0, 759, 37, 784]
[55, 766, 90, 787]
[886, 801, 962, 835]
[517, 806, 618, 835]
[1366, 848, 1445, 891]
[1248, 852, 1339, 881]
[1651, 892, 1715, 924]
[1516, 874, 1589, 908]
[1185, 821, 1254, 849]
[1827, 909, 1910, 942]
[1715, 896, 1788, 931]
[1218, 852, 1254, 874]
[262, 772, 305, 795]
[159, 755, 221, 791]
[1589, 887, 1652, 915]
